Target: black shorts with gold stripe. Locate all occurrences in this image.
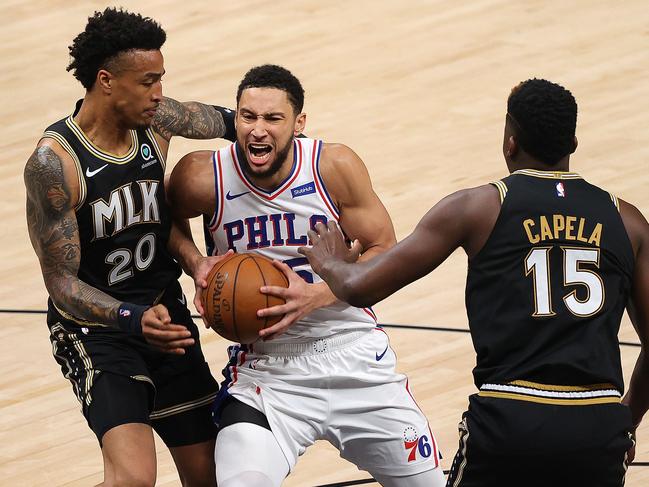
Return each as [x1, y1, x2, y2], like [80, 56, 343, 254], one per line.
[46, 282, 218, 447]
[446, 381, 634, 487]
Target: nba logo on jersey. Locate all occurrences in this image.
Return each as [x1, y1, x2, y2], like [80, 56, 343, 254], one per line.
[556, 182, 566, 197]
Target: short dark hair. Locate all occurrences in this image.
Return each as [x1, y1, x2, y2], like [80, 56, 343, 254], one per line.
[236, 64, 305, 113]
[507, 78, 577, 165]
[67, 7, 166, 89]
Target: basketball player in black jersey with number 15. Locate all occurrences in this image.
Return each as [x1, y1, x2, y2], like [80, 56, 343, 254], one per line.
[300, 79, 649, 486]
[24, 8, 236, 487]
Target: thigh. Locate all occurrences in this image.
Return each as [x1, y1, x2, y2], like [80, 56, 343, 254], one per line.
[215, 422, 289, 487]
[102, 423, 157, 487]
[329, 330, 441, 477]
[373, 469, 445, 487]
[86, 371, 153, 444]
[149, 314, 219, 447]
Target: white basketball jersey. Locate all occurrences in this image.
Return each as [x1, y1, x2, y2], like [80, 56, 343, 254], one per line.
[206, 138, 377, 342]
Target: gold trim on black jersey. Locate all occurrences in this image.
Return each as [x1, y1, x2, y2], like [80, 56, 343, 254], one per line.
[149, 392, 218, 420]
[512, 169, 583, 180]
[146, 128, 166, 171]
[65, 116, 139, 164]
[479, 380, 621, 405]
[490, 180, 508, 204]
[52, 302, 110, 328]
[41, 131, 87, 210]
[609, 192, 620, 212]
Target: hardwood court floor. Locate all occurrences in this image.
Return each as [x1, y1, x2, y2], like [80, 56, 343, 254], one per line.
[1, 1, 649, 485]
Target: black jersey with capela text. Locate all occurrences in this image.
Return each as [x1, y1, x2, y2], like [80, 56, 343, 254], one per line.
[41, 103, 181, 308]
[465, 169, 634, 391]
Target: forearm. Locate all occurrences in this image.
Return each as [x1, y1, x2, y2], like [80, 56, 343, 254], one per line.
[153, 97, 235, 141]
[168, 218, 203, 278]
[46, 273, 121, 325]
[624, 350, 649, 428]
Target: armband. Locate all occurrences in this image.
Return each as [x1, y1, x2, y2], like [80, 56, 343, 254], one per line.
[212, 105, 236, 142]
[117, 302, 149, 334]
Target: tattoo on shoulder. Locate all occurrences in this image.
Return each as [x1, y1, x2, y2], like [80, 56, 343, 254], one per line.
[152, 97, 226, 141]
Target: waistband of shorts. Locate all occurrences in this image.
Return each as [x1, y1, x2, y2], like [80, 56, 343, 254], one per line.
[250, 330, 368, 355]
[479, 380, 622, 406]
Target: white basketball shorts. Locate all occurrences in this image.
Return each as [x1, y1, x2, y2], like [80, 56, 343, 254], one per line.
[215, 327, 441, 477]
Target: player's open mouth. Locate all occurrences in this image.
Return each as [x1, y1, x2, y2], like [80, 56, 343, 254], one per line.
[247, 143, 272, 165]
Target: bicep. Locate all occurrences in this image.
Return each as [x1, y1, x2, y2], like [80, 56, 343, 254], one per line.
[24, 146, 81, 290]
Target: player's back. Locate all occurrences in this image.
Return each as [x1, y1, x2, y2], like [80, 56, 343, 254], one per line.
[466, 169, 634, 396]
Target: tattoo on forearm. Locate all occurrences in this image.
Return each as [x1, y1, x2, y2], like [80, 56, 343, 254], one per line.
[152, 97, 226, 141]
[25, 146, 120, 325]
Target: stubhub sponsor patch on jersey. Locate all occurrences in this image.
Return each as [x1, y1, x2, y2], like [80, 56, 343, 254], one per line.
[291, 181, 316, 198]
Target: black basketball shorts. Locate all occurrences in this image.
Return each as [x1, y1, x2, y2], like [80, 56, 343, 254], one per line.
[47, 287, 218, 447]
[446, 393, 634, 487]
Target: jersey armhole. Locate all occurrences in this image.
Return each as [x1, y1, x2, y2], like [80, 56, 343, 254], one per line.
[40, 131, 87, 210]
[145, 128, 167, 170]
[206, 150, 225, 247]
[490, 180, 508, 204]
[311, 140, 340, 220]
[608, 192, 620, 212]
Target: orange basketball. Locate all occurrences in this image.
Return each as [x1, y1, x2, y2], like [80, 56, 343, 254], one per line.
[202, 253, 288, 343]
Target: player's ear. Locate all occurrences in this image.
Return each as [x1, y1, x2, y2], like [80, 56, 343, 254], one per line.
[294, 112, 306, 136]
[571, 136, 578, 153]
[506, 135, 518, 158]
[96, 69, 112, 94]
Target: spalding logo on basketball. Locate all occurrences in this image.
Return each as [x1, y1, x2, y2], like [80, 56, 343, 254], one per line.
[202, 253, 288, 343]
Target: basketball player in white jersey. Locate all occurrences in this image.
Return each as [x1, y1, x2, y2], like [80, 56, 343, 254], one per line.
[167, 64, 445, 486]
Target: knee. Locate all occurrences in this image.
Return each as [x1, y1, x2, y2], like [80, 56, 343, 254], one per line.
[109, 469, 156, 487]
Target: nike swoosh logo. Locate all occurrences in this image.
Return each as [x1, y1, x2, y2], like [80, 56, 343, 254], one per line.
[376, 345, 389, 361]
[85, 164, 109, 177]
[226, 190, 251, 200]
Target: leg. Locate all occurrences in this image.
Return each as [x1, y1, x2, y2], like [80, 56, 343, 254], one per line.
[101, 423, 157, 487]
[87, 373, 157, 487]
[215, 423, 289, 487]
[169, 438, 216, 487]
[373, 469, 445, 487]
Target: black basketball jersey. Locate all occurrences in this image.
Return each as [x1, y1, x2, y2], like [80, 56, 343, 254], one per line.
[42, 102, 181, 308]
[466, 169, 634, 392]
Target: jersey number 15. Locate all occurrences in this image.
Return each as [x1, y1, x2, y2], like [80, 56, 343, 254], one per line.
[525, 247, 604, 318]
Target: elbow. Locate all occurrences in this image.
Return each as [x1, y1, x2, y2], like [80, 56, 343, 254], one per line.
[339, 277, 377, 309]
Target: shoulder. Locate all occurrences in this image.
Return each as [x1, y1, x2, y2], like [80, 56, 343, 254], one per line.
[168, 150, 216, 217]
[317, 143, 371, 203]
[618, 198, 649, 257]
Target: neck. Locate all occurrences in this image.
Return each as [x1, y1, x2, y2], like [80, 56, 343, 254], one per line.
[74, 92, 133, 155]
[508, 153, 571, 173]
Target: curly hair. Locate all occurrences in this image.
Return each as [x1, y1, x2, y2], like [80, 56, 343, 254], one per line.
[507, 79, 577, 165]
[237, 64, 305, 113]
[67, 7, 166, 89]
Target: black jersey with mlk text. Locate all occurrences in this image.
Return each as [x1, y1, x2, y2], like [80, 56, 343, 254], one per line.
[465, 169, 634, 391]
[41, 102, 181, 308]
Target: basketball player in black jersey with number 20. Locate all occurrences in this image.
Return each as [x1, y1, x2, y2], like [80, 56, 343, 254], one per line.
[24, 8, 236, 487]
[300, 79, 649, 486]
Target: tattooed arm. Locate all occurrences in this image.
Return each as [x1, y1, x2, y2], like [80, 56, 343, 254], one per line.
[24, 142, 121, 325]
[151, 97, 235, 143]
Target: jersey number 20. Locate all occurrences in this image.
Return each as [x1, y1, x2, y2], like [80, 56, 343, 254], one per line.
[525, 247, 604, 317]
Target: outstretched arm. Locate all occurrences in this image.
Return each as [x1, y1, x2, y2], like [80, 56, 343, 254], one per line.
[152, 97, 236, 152]
[299, 184, 500, 308]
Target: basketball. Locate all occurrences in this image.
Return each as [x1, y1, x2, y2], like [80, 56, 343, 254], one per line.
[202, 253, 288, 343]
